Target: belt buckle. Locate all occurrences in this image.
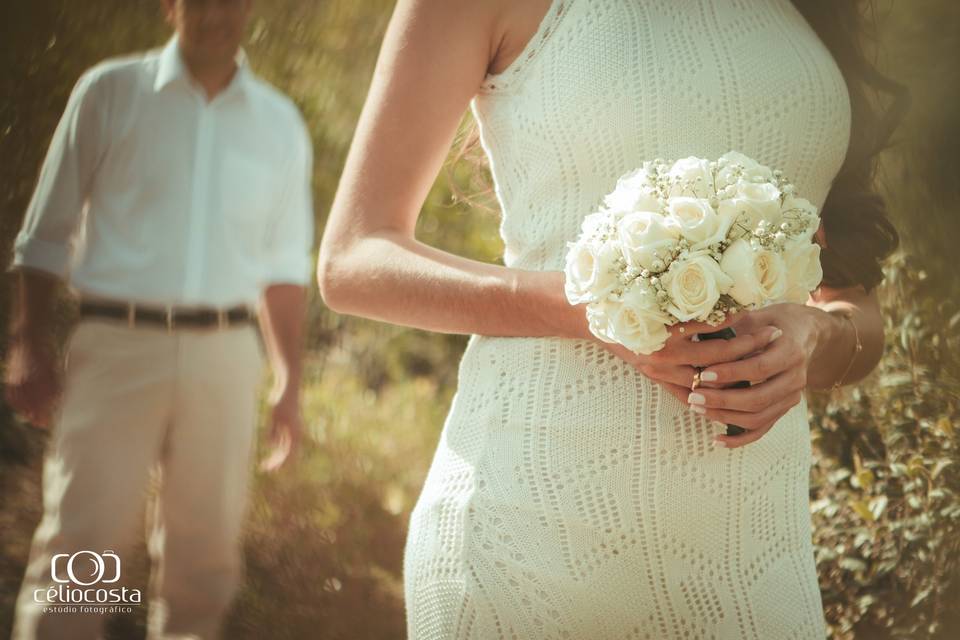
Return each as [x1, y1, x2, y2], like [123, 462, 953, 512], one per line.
[165, 305, 174, 333]
[217, 309, 227, 330]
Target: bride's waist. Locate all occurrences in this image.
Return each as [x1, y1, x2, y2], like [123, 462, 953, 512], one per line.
[456, 334, 654, 394]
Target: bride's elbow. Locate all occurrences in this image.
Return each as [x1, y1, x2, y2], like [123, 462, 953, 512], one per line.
[317, 226, 404, 315]
[316, 249, 354, 314]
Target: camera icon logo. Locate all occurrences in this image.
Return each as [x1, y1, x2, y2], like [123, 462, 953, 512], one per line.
[50, 550, 121, 586]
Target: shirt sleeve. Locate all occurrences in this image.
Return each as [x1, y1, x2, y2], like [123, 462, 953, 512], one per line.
[261, 111, 315, 287]
[9, 67, 108, 279]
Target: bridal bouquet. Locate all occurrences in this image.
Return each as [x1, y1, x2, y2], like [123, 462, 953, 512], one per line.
[564, 151, 823, 356]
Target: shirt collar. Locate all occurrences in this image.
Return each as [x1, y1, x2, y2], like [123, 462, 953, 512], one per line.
[153, 33, 251, 99]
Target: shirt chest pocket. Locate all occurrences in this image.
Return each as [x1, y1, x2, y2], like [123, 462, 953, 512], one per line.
[219, 152, 277, 232]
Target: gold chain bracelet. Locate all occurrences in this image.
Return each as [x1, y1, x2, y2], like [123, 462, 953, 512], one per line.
[828, 309, 863, 391]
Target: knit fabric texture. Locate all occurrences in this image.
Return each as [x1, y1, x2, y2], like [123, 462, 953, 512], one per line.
[403, 0, 850, 637]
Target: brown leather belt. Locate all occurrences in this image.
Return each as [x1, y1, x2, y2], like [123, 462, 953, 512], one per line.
[79, 300, 254, 331]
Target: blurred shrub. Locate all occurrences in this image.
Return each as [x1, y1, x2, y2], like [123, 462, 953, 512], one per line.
[809, 254, 959, 640]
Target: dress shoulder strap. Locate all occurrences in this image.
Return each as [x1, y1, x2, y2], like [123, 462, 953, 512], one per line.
[478, 0, 572, 94]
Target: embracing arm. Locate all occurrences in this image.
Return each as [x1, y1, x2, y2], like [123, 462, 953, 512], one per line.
[804, 283, 884, 390]
[316, 0, 589, 340]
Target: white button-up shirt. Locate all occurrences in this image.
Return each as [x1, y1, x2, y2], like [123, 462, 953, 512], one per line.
[10, 34, 314, 307]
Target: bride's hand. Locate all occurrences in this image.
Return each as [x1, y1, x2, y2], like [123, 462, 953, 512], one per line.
[680, 303, 824, 449]
[591, 311, 784, 405]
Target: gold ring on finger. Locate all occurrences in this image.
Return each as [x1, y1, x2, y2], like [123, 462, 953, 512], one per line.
[691, 367, 702, 391]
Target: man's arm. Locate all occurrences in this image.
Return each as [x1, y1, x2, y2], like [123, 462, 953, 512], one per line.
[4, 270, 62, 427]
[259, 108, 314, 399]
[4, 67, 107, 428]
[257, 284, 307, 402]
[8, 270, 59, 346]
[255, 285, 307, 472]
[255, 107, 315, 471]
[11, 67, 107, 278]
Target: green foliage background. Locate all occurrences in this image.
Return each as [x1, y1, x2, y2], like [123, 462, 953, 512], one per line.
[0, 1, 957, 638]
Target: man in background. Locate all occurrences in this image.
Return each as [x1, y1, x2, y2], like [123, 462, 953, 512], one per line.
[4, 0, 314, 637]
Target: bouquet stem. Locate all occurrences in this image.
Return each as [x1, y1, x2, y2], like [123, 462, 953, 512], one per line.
[695, 326, 748, 436]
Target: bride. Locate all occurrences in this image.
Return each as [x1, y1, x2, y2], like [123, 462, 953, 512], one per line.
[317, 0, 906, 637]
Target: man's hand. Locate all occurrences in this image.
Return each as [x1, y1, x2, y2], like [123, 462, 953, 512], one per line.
[256, 283, 307, 472]
[4, 269, 62, 428]
[258, 387, 304, 473]
[4, 336, 62, 429]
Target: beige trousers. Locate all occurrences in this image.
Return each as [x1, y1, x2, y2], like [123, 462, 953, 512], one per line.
[12, 318, 265, 640]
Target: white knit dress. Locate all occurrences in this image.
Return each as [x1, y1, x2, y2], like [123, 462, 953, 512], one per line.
[402, 0, 850, 638]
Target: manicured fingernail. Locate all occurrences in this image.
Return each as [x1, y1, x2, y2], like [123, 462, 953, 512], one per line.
[714, 439, 727, 448]
[769, 327, 783, 344]
[690, 405, 706, 415]
[687, 392, 705, 405]
[700, 370, 718, 382]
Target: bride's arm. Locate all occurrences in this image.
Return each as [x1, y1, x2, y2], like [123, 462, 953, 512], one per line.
[804, 283, 884, 390]
[317, 0, 586, 339]
[316, 0, 769, 399]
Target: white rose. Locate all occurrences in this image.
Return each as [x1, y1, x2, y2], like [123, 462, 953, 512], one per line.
[579, 210, 616, 239]
[716, 151, 774, 187]
[779, 195, 820, 243]
[564, 239, 622, 304]
[661, 250, 734, 322]
[665, 197, 735, 250]
[606, 285, 672, 355]
[617, 211, 679, 272]
[584, 299, 620, 344]
[781, 241, 823, 303]
[714, 199, 744, 241]
[618, 163, 657, 190]
[718, 181, 782, 237]
[603, 179, 663, 215]
[666, 156, 713, 198]
[719, 238, 788, 307]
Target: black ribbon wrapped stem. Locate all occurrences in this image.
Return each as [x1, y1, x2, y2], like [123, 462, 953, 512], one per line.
[695, 326, 749, 436]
